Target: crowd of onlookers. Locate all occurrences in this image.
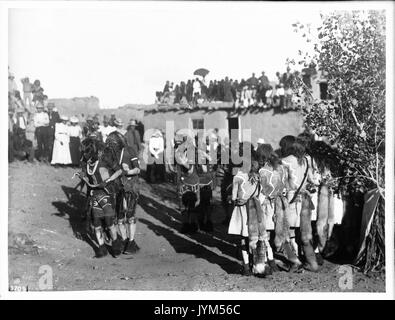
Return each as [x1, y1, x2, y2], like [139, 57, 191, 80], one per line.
[156, 67, 302, 110]
[8, 68, 144, 166]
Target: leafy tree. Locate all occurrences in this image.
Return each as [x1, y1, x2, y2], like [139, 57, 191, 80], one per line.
[290, 10, 385, 272]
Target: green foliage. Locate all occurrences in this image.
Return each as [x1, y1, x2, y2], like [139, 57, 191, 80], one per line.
[291, 10, 386, 195]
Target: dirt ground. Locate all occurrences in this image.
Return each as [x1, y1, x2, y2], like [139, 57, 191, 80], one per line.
[8, 161, 385, 292]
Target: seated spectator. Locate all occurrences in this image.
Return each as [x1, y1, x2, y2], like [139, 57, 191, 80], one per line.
[193, 78, 202, 104]
[186, 80, 193, 102]
[247, 73, 259, 99]
[272, 85, 280, 108]
[223, 77, 233, 102]
[13, 107, 28, 132]
[265, 86, 274, 108]
[13, 127, 34, 162]
[163, 81, 170, 94]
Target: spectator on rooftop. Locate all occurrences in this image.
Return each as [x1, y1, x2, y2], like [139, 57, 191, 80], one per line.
[21, 77, 33, 109]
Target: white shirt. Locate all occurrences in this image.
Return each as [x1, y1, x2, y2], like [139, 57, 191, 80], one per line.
[68, 125, 82, 138]
[55, 122, 70, 144]
[33, 112, 49, 127]
[193, 80, 201, 94]
[99, 125, 116, 142]
[149, 135, 164, 159]
[277, 87, 285, 96]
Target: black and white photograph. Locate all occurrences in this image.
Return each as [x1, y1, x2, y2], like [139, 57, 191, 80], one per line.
[1, 0, 394, 298]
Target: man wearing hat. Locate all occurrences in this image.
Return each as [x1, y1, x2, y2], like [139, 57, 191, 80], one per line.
[109, 113, 117, 127]
[125, 119, 141, 154]
[90, 118, 103, 141]
[82, 115, 93, 137]
[33, 102, 50, 162]
[47, 102, 60, 162]
[114, 118, 127, 136]
[98, 115, 116, 143]
[255, 138, 265, 151]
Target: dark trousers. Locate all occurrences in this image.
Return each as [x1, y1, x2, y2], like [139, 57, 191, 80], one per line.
[35, 126, 50, 161]
[146, 152, 165, 183]
[8, 131, 14, 163]
[48, 127, 55, 162]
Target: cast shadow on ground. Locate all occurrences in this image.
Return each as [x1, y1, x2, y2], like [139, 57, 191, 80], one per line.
[51, 185, 99, 256]
[138, 193, 242, 270]
[139, 217, 240, 274]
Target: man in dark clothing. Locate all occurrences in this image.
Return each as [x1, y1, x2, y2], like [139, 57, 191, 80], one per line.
[125, 119, 142, 154]
[259, 71, 270, 104]
[186, 80, 193, 103]
[247, 73, 259, 100]
[33, 103, 50, 162]
[163, 81, 170, 94]
[109, 114, 116, 127]
[47, 102, 60, 162]
[223, 77, 233, 102]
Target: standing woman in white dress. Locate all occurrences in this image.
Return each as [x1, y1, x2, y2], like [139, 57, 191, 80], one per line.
[51, 115, 72, 166]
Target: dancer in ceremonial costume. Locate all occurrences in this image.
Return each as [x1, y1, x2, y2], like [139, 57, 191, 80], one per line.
[175, 134, 200, 234]
[296, 133, 323, 265]
[105, 131, 141, 254]
[228, 142, 264, 276]
[309, 140, 344, 260]
[118, 139, 141, 254]
[76, 137, 123, 258]
[195, 134, 216, 232]
[247, 156, 273, 277]
[281, 138, 320, 271]
[216, 140, 234, 226]
[256, 143, 299, 270]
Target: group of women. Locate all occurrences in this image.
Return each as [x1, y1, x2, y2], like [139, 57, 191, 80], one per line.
[225, 133, 344, 277]
[51, 116, 83, 166]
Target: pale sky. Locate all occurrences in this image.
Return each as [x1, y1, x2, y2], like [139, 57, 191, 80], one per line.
[8, 2, 326, 107]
